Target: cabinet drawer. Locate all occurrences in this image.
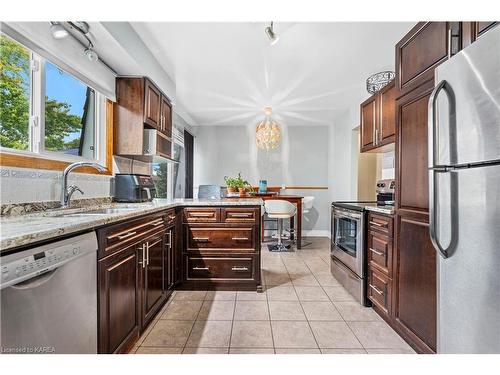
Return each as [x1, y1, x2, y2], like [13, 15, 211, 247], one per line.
[97, 213, 165, 258]
[221, 208, 258, 223]
[367, 232, 392, 275]
[368, 213, 393, 236]
[186, 256, 254, 280]
[368, 267, 391, 315]
[183, 208, 220, 223]
[186, 227, 254, 250]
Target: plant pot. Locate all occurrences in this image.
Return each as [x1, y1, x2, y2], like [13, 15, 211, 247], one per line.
[227, 187, 237, 194]
[238, 188, 246, 197]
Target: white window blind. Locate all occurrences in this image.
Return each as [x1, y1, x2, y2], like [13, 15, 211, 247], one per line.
[1, 22, 116, 101]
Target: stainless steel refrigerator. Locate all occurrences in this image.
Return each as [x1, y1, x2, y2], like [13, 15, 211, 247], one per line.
[429, 26, 500, 354]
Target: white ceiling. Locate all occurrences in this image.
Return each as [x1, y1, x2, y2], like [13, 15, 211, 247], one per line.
[130, 22, 413, 127]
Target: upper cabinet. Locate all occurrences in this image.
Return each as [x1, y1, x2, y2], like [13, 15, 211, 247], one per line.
[463, 22, 499, 47]
[114, 77, 173, 159]
[360, 81, 397, 153]
[396, 22, 462, 95]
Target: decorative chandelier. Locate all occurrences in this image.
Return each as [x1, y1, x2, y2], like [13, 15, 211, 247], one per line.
[256, 106, 281, 150]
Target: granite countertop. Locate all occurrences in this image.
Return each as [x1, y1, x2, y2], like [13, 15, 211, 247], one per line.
[363, 204, 395, 215]
[0, 198, 264, 252]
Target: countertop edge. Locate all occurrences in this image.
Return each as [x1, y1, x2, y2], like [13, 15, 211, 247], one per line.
[0, 199, 264, 253]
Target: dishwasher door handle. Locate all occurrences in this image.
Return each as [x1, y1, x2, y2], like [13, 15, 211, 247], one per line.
[9, 269, 59, 290]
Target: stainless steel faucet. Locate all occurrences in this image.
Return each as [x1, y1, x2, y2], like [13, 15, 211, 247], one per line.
[60, 162, 107, 208]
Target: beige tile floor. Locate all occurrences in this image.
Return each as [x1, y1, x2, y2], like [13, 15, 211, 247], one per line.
[131, 237, 416, 355]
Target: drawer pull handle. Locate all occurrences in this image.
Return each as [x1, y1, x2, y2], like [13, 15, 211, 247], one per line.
[232, 237, 249, 241]
[193, 267, 210, 271]
[230, 213, 252, 218]
[116, 231, 137, 240]
[151, 220, 164, 227]
[193, 237, 210, 242]
[369, 221, 387, 228]
[369, 248, 384, 256]
[168, 215, 176, 220]
[369, 284, 384, 295]
[190, 213, 214, 217]
[232, 267, 249, 271]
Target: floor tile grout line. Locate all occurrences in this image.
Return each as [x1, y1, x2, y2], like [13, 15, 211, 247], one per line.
[227, 295, 238, 350]
[181, 291, 207, 353]
[265, 273, 277, 354]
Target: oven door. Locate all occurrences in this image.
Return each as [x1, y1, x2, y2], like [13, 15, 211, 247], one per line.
[331, 207, 364, 277]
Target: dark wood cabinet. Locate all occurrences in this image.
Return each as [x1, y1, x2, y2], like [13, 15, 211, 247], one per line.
[393, 216, 436, 353]
[139, 230, 166, 329]
[144, 79, 161, 129]
[160, 96, 173, 138]
[114, 77, 173, 160]
[97, 210, 179, 353]
[360, 81, 397, 152]
[98, 243, 140, 354]
[463, 22, 499, 47]
[367, 212, 394, 320]
[181, 206, 262, 292]
[360, 96, 377, 151]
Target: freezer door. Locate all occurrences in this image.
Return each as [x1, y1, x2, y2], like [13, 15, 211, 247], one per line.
[434, 164, 500, 353]
[434, 26, 500, 167]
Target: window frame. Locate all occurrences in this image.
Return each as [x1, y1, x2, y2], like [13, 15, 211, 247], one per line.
[0, 33, 112, 175]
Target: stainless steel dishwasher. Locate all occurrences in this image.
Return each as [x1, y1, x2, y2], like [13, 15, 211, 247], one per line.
[1, 232, 98, 354]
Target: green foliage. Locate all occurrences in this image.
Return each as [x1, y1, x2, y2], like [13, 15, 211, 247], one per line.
[44, 98, 82, 151]
[224, 172, 253, 191]
[154, 163, 169, 198]
[0, 34, 83, 151]
[0, 35, 30, 150]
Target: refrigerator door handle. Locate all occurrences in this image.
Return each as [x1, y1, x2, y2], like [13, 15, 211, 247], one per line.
[428, 80, 458, 259]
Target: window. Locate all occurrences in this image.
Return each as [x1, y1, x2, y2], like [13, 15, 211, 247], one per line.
[44, 61, 96, 159]
[0, 32, 104, 163]
[0, 34, 30, 151]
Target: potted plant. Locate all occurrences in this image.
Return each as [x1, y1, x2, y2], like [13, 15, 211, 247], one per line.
[225, 173, 253, 197]
[224, 175, 238, 194]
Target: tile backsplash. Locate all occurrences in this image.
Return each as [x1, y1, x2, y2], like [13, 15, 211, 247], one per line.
[0, 166, 112, 204]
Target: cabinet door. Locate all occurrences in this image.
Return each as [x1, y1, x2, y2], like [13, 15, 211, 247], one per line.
[160, 96, 172, 138]
[396, 22, 461, 94]
[144, 79, 161, 128]
[378, 82, 397, 145]
[141, 232, 166, 328]
[393, 216, 436, 352]
[98, 245, 140, 353]
[396, 81, 434, 212]
[360, 95, 377, 152]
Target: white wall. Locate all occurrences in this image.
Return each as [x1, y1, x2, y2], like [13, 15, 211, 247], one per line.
[194, 124, 331, 235]
[328, 108, 360, 204]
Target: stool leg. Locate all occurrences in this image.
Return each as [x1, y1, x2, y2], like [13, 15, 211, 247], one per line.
[277, 219, 282, 245]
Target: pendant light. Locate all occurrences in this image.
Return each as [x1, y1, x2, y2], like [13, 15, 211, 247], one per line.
[256, 106, 281, 150]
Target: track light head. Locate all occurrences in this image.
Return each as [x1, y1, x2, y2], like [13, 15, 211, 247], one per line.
[50, 22, 69, 39]
[265, 22, 279, 45]
[84, 47, 99, 62]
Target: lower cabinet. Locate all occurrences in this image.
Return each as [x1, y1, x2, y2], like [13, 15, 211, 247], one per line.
[180, 206, 262, 292]
[97, 210, 179, 353]
[139, 230, 167, 329]
[98, 243, 140, 354]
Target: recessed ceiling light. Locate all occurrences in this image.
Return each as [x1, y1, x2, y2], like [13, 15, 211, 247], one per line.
[50, 22, 69, 39]
[265, 22, 279, 46]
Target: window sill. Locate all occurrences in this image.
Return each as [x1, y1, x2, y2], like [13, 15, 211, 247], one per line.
[0, 150, 112, 176]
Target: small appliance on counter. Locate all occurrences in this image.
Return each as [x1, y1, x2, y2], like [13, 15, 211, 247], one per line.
[113, 174, 156, 202]
[376, 179, 395, 206]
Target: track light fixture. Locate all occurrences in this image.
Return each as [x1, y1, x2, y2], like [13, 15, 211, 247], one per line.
[49, 21, 99, 63]
[265, 21, 279, 45]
